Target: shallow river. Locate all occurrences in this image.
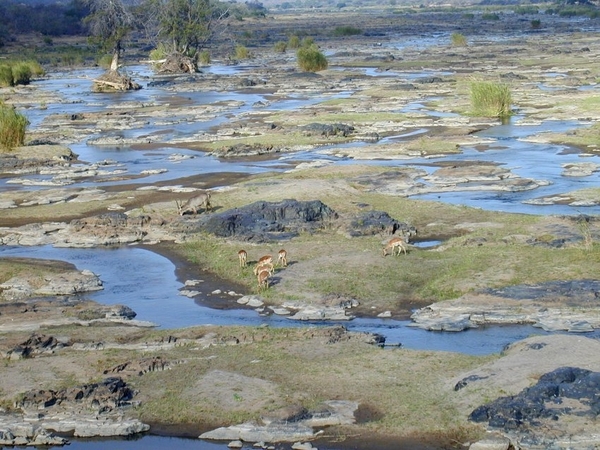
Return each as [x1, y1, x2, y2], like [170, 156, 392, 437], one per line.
[3, 48, 600, 449]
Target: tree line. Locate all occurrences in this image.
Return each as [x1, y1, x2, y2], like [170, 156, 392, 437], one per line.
[0, 0, 267, 64]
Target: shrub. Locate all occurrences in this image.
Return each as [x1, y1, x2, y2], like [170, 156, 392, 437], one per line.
[531, 19, 541, 29]
[332, 26, 362, 36]
[11, 63, 32, 85]
[482, 12, 500, 20]
[463, 13, 475, 19]
[0, 104, 29, 150]
[198, 50, 211, 65]
[0, 65, 13, 87]
[470, 80, 512, 118]
[297, 45, 328, 72]
[288, 35, 301, 49]
[451, 32, 467, 47]
[273, 41, 287, 53]
[25, 60, 45, 77]
[234, 45, 250, 60]
[149, 43, 168, 62]
[301, 37, 315, 47]
[97, 54, 113, 69]
[514, 5, 538, 14]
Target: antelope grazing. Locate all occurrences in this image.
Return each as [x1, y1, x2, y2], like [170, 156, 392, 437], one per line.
[383, 235, 408, 256]
[257, 254, 273, 266]
[277, 249, 288, 267]
[253, 261, 274, 276]
[257, 269, 270, 290]
[238, 249, 248, 268]
[176, 191, 212, 216]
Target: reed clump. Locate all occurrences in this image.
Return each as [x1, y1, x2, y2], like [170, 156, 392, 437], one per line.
[470, 80, 512, 118]
[0, 103, 29, 151]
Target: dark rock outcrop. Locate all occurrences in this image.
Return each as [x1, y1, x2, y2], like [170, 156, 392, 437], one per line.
[194, 199, 338, 242]
[346, 210, 415, 237]
[469, 366, 600, 430]
[17, 377, 136, 412]
[301, 123, 355, 137]
[5, 334, 67, 360]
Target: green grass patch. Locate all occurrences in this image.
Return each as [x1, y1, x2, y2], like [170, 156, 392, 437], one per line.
[233, 45, 251, 60]
[297, 45, 328, 72]
[470, 80, 512, 118]
[332, 26, 363, 36]
[273, 41, 287, 53]
[0, 104, 29, 150]
[451, 32, 467, 47]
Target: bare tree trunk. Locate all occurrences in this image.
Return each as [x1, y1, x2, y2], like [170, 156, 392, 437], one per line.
[110, 50, 120, 72]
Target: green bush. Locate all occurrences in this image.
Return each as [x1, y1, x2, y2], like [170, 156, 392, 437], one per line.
[481, 12, 500, 20]
[470, 81, 512, 118]
[301, 37, 315, 47]
[514, 5, 538, 14]
[288, 35, 301, 49]
[198, 50, 211, 65]
[451, 32, 467, 47]
[0, 65, 13, 87]
[234, 45, 250, 60]
[0, 104, 29, 150]
[297, 45, 328, 72]
[26, 60, 45, 77]
[332, 26, 362, 36]
[11, 63, 32, 85]
[531, 19, 541, 29]
[149, 43, 168, 62]
[273, 41, 287, 53]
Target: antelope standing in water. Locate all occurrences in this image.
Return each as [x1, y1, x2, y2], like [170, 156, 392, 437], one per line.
[176, 191, 212, 216]
[238, 250, 248, 268]
[277, 249, 288, 267]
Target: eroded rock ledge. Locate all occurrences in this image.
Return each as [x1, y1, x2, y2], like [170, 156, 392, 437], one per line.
[410, 279, 600, 333]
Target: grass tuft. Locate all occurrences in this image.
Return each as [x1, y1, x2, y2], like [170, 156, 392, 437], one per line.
[470, 80, 512, 118]
[0, 104, 29, 151]
[297, 44, 328, 72]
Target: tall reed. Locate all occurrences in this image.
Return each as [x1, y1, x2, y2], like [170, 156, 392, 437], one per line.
[470, 81, 512, 118]
[0, 104, 29, 150]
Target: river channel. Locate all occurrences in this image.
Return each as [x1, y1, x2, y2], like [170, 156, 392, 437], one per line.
[3, 40, 600, 449]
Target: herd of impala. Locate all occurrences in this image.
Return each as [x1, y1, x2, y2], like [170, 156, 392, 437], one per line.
[176, 192, 416, 290]
[237, 249, 288, 291]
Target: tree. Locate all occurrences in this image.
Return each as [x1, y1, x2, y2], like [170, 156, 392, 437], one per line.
[83, 0, 135, 72]
[139, 0, 234, 73]
[82, 0, 141, 91]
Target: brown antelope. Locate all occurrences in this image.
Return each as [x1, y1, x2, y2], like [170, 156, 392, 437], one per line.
[253, 261, 274, 276]
[277, 249, 288, 267]
[383, 236, 408, 256]
[257, 269, 270, 290]
[238, 249, 248, 268]
[257, 254, 273, 265]
[176, 191, 212, 216]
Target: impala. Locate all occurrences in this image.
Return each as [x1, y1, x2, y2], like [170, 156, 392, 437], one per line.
[238, 249, 248, 268]
[176, 191, 212, 216]
[257, 269, 270, 290]
[253, 261, 274, 276]
[277, 249, 288, 267]
[383, 235, 408, 256]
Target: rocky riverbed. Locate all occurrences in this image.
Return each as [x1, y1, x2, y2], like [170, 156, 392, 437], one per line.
[2, 7, 600, 450]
